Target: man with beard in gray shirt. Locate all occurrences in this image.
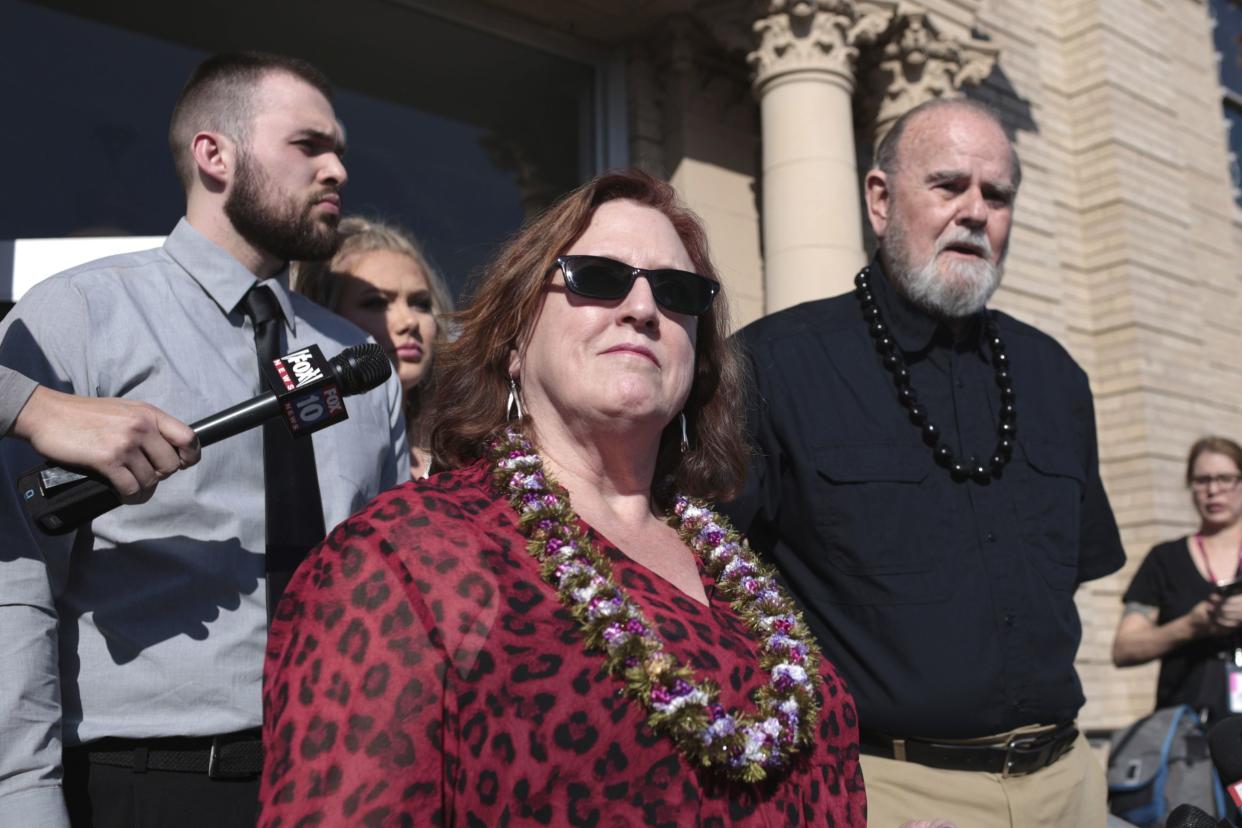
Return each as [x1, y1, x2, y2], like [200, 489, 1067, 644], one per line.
[0, 52, 407, 827]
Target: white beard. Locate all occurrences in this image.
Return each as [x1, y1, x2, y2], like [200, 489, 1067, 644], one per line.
[883, 219, 1004, 319]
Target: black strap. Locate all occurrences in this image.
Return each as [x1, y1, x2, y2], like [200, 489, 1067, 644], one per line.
[69, 730, 263, 779]
[240, 285, 326, 622]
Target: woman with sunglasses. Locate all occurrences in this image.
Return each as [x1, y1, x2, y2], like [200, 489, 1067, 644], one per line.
[257, 171, 866, 826]
[1113, 436, 1242, 723]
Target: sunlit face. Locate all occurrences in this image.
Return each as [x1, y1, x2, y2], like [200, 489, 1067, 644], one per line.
[224, 71, 347, 262]
[511, 200, 700, 441]
[868, 106, 1017, 319]
[337, 249, 438, 392]
[1191, 451, 1242, 530]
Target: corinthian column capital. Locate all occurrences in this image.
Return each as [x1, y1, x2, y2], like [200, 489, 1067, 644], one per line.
[748, 0, 860, 93]
[857, 8, 999, 142]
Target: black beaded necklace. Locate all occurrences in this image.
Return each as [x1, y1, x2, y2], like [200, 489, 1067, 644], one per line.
[854, 265, 1016, 484]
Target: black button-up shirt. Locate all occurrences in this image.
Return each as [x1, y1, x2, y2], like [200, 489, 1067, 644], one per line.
[723, 261, 1125, 739]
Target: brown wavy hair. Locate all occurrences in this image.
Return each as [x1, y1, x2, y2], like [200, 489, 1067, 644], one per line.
[429, 170, 750, 511]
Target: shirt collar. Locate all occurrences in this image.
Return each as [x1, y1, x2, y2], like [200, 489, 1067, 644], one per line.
[163, 218, 298, 336]
[869, 256, 989, 357]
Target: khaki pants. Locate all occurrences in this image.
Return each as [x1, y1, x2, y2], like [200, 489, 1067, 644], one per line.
[860, 732, 1108, 828]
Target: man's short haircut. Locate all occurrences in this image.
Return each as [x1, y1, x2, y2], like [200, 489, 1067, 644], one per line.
[168, 51, 334, 192]
[873, 97, 1022, 192]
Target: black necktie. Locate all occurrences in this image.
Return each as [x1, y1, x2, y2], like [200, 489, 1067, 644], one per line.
[240, 284, 326, 621]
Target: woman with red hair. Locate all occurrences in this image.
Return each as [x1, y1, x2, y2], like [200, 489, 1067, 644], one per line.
[260, 171, 866, 826]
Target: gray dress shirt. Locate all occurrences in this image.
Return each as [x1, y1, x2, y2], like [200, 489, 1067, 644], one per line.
[0, 365, 38, 435]
[0, 219, 409, 827]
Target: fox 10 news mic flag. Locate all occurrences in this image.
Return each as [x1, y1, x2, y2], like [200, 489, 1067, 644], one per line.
[260, 344, 348, 436]
[16, 343, 392, 535]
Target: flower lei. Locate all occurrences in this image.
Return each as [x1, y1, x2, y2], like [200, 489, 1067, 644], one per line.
[490, 428, 823, 783]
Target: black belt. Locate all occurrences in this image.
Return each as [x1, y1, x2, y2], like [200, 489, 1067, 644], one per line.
[68, 729, 262, 780]
[860, 722, 1078, 777]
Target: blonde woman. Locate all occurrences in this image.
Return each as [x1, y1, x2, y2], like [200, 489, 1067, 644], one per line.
[295, 217, 453, 477]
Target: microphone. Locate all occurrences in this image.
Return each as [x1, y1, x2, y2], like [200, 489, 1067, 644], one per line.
[1167, 803, 1228, 828]
[1211, 716, 1242, 823]
[16, 343, 392, 535]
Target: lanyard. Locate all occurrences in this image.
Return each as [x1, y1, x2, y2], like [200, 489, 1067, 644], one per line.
[1194, 533, 1242, 586]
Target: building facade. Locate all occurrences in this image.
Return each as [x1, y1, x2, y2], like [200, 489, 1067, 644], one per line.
[5, 0, 1241, 730]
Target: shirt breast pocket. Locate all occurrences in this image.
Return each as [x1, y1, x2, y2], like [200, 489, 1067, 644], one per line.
[1014, 440, 1085, 591]
[810, 444, 952, 605]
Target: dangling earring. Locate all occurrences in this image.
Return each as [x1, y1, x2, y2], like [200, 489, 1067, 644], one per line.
[506, 376, 524, 421]
[679, 411, 689, 453]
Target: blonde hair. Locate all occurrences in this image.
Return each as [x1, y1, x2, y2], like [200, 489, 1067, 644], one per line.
[293, 216, 453, 322]
[293, 216, 454, 432]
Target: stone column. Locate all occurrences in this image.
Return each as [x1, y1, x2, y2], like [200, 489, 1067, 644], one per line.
[749, 0, 869, 312]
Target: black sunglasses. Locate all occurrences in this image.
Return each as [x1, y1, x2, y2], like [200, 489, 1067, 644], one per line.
[554, 255, 719, 316]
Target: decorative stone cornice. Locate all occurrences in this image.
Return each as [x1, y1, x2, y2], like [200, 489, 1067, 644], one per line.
[849, 0, 900, 47]
[855, 6, 998, 141]
[748, 0, 859, 92]
[702, 1, 997, 132]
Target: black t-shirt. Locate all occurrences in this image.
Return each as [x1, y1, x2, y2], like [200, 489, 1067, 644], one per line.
[1123, 537, 1240, 721]
[723, 260, 1126, 739]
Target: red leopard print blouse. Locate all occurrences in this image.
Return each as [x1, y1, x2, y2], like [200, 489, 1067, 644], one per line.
[260, 459, 866, 827]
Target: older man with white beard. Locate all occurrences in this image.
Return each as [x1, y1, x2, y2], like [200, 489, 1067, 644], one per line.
[722, 99, 1125, 827]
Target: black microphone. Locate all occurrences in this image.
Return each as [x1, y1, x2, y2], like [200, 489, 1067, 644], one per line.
[16, 343, 392, 535]
[1167, 803, 1229, 828]
[1211, 715, 1242, 824]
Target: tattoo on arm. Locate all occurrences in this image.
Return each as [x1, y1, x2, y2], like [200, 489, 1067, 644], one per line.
[1123, 602, 1158, 622]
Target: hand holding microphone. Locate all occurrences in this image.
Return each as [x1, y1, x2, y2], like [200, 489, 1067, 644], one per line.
[16, 343, 391, 534]
[11, 387, 200, 502]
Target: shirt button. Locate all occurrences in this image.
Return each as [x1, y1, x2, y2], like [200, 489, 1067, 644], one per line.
[986, 531, 997, 542]
[1004, 614, 1014, 627]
